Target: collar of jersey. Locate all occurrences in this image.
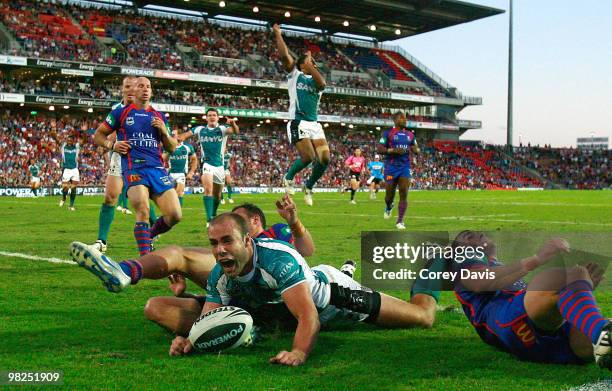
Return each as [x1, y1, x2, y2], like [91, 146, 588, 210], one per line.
[235, 238, 258, 283]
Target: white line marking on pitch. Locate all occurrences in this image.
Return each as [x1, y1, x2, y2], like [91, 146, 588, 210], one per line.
[0, 251, 76, 265]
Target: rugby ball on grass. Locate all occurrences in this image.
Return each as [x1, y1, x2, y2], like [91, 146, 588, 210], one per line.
[188, 306, 253, 353]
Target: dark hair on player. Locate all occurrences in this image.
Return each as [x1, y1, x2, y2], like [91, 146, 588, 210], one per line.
[296, 54, 309, 70]
[206, 107, 218, 115]
[393, 111, 405, 120]
[232, 203, 266, 229]
[209, 213, 250, 236]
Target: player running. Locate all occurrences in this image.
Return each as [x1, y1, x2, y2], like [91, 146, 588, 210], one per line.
[180, 108, 238, 227]
[451, 231, 612, 368]
[164, 138, 197, 207]
[168, 212, 434, 366]
[28, 159, 42, 197]
[377, 111, 419, 230]
[273, 23, 329, 207]
[59, 134, 80, 211]
[366, 154, 384, 200]
[91, 76, 137, 252]
[220, 151, 234, 205]
[94, 77, 180, 255]
[344, 148, 365, 204]
[70, 195, 316, 333]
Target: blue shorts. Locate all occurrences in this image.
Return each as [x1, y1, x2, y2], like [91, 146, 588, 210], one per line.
[124, 167, 173, 196]
[475, 291, 583, 364]
[384, 165, 411, 184]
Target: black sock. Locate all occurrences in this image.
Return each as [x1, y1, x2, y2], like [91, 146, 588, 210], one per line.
[350, 189, 356, 200]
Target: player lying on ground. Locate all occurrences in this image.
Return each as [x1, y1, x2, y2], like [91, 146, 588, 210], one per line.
[273, 23, 329, 207]
[451, 230, 612, 369]
[180, 108, 239, 227]
[168, 213, 434, 366]
[70, 196, 316, 329]
[94, 77, 180, 255]
[377, 111, 419, 230]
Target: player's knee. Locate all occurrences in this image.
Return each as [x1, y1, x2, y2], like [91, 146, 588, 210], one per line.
[566, 265, 591, 284]
[167, 210, 182, 225]
[144, 298, 164, 321]
[104, 193, 118, 205]
[319, 154, 330, 166]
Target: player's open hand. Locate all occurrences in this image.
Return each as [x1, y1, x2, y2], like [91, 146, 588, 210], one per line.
[269, 349, 306, 366]
[168, 273, 187, 297]
[113, 141, 131, 155]
[276, 194, 298, 225]
[226, 117, 237, 126]
[152, 117, 168, 135]
[272, 23, 281, 35]
[169, 336, 193, 356]
[535, 238, 570, 265]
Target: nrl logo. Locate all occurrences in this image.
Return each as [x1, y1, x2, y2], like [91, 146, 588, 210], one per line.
[126, 117, 135, 126]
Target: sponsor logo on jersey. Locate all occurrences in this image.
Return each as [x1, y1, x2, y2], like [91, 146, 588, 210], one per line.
[511, 321, 536, 348]
[127, 174, 141, 183]
[106, 114, 115, 126]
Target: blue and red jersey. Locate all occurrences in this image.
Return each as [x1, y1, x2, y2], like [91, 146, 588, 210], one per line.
[452, 256, 527, 325]
[256, 223, 294, 245]
[379, 127, 416, 167]
[102, 103, 168, 171]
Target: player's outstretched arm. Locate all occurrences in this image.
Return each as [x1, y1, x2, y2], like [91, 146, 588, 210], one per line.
[178, 130, 194, 142]
[461, 238, 570, 293]
[225, 117, 240, 135]
[276, 195, 315, 257]
[272, 23, 295, 72]
[302, 54, 326, 90]
[270, 282, 320, 366]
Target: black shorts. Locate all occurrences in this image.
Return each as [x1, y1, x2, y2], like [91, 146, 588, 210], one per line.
[287, 120, 304, 145]
[348, 171, 361, 181]
[370, 177, 382, 185]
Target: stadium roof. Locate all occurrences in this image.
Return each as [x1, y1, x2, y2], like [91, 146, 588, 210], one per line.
[138, 0, 504, 41]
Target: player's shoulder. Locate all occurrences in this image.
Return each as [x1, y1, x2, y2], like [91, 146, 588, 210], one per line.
[255, 238, 299, 265]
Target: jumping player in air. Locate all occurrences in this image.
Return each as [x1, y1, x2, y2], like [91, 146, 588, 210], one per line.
[345, 148, 366, 204]
[70, 195, 316, 334]
[164, 137, 197, 207]
[180, 108, 238, 227]
[59, 134, 80, 211]
[93, 77, 180, 255]
[377, 111, 419, 230]
[167, 212, 435, 366]
[273, 23, 329, 207]
[366, 154, 384, 200]
[451, 230, 611, 369]
[28, 159, 42, 197]
[220, 151, 234, 205]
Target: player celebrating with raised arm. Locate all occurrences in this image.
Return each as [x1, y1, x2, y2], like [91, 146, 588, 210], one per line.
[273, 23, 329, 207]
[451, 231, 612, 368]
[377, 111, 419, 229]
[28, 159, 42, 197]
[366, 154, 384, 200]
[93, 77, 180, 255]
[58, 134, 80, 211]
[91, 76, 136, 252]
[180, 108, 238, 227]
[164, 136, 197, 207]
[167, 212, 435, 366]
[345, 148, 365, 204]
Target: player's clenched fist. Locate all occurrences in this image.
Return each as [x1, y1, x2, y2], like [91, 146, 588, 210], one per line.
[112, 140, 131, 154]
[152, 117, 168, 135]
[269, 349, 307, 366]
[276, 194, 298, 225]
[169, 336, 193, 356]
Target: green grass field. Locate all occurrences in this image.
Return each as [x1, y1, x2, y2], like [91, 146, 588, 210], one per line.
[0, 190, 611, 390]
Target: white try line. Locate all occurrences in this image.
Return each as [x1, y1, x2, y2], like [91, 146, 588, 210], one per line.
[0, 251, 76, 265]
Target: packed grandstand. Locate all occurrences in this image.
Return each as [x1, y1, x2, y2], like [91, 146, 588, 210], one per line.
[0, 0, 609, 191]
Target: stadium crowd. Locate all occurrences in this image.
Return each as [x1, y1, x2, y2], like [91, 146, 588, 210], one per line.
[1, 0, 446, 95]
[1, 111, 608, 190]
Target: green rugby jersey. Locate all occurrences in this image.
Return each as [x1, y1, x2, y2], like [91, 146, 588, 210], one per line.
[193, 124, 228, 167]
[287, 67, 324, 122]
[206, 238, 329, 309]
[28, 164, 41, 177]
[223, 151, 233, 170]
[169, 143, 195, 174]
[61, 143, 80, 170]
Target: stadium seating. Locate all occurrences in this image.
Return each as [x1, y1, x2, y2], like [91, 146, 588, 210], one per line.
[2, 111, 607, 190]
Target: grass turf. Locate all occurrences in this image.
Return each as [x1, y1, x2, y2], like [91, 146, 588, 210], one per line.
[0, 190, 610, 390]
